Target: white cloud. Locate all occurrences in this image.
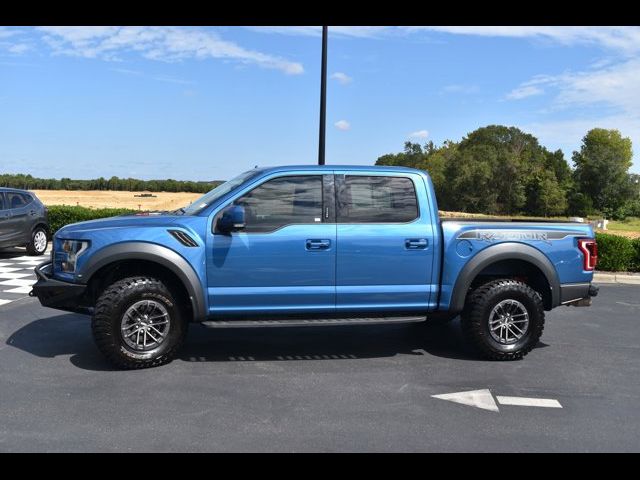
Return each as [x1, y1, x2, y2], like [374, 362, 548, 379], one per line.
[6, 43, 31, 54]
[334, 120, 351, 131]
[247, 26, 388, 38]
[35, 26, 304, 75]
[409, 26, 640, 55]
[0, 26, 21, 39]
[330, 72, 352, 84]
[509, 59, 640, 112]
[409, 129, 429, 139]
[511, 58, 640, 170]
[249, 26, 640, 54]
[506, 84, 544, 100]
[152, 74, 195, 85]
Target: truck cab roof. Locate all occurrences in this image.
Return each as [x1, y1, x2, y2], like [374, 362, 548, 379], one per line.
[251, 165, 427, 176]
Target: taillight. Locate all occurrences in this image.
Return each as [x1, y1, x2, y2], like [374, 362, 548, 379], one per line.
[578, 239, 598, 271]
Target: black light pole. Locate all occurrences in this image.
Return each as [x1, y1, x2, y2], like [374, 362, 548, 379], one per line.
[318, 26, 328, 165]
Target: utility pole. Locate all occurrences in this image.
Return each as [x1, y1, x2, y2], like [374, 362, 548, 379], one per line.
[318, 26, 328, 165]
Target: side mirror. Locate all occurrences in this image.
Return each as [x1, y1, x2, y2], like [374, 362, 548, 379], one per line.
[217, 205, 246, 233]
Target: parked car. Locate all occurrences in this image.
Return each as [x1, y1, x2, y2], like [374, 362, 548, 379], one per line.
[31, 165, 598, 369]
[0, 188, 49, 255]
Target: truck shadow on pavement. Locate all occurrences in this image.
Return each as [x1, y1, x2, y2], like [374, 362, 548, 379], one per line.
[6, 313, 548, 371]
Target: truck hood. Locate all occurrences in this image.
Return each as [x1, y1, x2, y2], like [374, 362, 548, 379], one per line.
[56, 213, 181, 236]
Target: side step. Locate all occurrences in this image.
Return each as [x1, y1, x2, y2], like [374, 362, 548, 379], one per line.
[201, 316, 426, 328]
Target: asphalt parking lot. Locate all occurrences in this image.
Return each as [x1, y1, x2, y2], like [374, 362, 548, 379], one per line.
[0, 282, 638, 452]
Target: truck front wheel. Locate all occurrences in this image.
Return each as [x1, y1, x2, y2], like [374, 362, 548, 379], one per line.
[461, 279, 545, 360]
[91, 276, 187, 369]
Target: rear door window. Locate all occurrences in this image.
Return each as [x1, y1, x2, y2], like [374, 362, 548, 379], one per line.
[337, 175, 419, 223]
[7, 192, 27, 209]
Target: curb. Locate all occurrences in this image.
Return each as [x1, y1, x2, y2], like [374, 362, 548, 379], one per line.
[593, 273, 640, 285]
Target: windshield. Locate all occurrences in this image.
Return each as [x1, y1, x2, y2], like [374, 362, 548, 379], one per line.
[181, 169, 262, 215]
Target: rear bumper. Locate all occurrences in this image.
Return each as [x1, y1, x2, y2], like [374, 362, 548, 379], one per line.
[30, 262, 90, 314]
[559, 282, 599, 307]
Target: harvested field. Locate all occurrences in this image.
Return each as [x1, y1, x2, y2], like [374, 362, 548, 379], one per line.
[32, 190, 203, 211]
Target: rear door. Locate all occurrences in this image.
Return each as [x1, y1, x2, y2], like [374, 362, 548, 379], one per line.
[335, 172, 435, 313]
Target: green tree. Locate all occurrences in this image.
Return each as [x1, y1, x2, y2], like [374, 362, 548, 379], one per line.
[526, 169, 568, 217]
[455, 125, 550, 215]
[572, 128, 634, 217]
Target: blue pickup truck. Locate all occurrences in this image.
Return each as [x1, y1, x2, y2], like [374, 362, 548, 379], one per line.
[31, 165, 598, 369]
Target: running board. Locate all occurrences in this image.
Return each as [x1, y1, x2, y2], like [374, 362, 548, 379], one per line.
[201, 316, 426, 328]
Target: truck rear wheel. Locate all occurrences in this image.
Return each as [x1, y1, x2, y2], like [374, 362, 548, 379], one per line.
[461, 279, 545, 360]
[91, 276, 187, 369]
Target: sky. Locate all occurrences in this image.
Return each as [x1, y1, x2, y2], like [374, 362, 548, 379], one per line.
[1, 26, 639, 181]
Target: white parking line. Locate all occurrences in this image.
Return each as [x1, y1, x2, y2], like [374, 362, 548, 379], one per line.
[2, 286, 33, 294]
[0, 268, 23, 274]
[0, 279, 36, 287]
[496, 396, 563, 408]
[0, 273, 32, 279]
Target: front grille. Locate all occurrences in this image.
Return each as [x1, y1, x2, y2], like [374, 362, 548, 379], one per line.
[168, 230, 198, 247]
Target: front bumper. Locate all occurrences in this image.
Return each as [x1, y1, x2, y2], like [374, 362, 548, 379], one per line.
[30, 262, 90, 314]
[559, 282, 599, 307]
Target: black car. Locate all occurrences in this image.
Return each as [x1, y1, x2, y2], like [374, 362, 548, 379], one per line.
[0, 188, 49, 255]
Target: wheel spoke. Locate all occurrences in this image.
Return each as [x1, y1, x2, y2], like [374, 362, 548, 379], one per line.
[146, 329, 160, 343]
[509, 322, 525, 335]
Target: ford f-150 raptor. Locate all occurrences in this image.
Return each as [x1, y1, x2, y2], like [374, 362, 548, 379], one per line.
[31, 165, 598, 369]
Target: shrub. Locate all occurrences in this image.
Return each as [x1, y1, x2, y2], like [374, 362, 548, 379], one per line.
[595, 233, 636, 272]
[630, 238, 640, 272]
[47, 205, 135, 235]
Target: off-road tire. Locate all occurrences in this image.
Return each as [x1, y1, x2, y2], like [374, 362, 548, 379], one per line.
[26, 227, 48, 256]
[461, 279, 545, 360]
[92, 276, 187, 369]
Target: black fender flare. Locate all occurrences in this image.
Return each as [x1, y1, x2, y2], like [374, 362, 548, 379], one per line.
[78, 242, 207, 321]
[449, 242, 560, 313]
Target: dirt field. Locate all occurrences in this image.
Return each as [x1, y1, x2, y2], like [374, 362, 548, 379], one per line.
[32, 190, 203, 211]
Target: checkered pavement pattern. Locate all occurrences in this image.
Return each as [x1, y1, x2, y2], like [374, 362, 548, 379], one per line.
[0, 247, 51, 308]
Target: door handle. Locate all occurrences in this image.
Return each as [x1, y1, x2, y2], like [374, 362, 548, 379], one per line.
[306, 239, 331, 250]
[30, 210, 36, 216]
[405, 238, 428, 249]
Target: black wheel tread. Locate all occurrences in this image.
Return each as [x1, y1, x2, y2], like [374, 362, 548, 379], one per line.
[91, 276, 186, 369]
[461, 279, 545, 361]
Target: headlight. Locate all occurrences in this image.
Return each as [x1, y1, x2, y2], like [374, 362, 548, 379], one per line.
[59, 240, 89, 273]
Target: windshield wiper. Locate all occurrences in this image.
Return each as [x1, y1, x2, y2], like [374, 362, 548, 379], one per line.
[172, 207, 186, 215]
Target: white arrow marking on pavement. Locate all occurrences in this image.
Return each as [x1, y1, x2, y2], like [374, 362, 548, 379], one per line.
[431, 389, 499, 412]
[496, 396, 562, 408]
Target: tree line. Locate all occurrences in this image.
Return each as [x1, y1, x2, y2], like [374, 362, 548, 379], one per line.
[0, 174, 222, 194]
[376, 125, 640, 219]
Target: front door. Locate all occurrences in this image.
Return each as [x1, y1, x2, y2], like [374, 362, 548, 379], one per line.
[206, 173, 336, 317]
[334, 172, 435, 313]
